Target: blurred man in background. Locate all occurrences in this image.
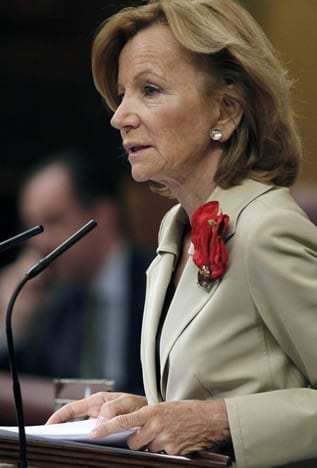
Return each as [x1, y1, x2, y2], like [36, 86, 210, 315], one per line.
[0, 149, 154, 424]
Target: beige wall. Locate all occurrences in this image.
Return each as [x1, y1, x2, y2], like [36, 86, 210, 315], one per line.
[250, 0, 317, 187]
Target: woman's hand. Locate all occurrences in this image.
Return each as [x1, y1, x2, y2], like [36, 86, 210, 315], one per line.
[90, 398, 231, 456]
[47, 394, 230, 456]
[46, 392, 147, 425]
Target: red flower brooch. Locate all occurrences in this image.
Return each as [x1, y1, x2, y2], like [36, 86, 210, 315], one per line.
[191, 201, 229, 291]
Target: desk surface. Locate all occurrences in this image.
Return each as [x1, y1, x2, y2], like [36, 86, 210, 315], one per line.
[0, 429, 232, 467]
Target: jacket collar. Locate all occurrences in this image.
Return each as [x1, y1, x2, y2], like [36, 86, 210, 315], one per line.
[157, 178, 275, 256]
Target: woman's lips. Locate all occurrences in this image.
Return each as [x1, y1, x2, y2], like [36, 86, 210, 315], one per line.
[127, 145, 151, 156]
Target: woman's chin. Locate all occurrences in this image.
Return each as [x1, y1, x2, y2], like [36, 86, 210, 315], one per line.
[131, 168, 151, 183]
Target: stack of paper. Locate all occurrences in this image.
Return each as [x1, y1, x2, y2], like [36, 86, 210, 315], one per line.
[0, 418, 135, 447]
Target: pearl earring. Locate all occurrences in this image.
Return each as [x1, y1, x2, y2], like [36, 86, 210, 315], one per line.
[210, 128, 223, 141]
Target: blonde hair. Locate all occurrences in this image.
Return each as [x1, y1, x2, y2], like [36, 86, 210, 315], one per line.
[92, 0, 302, 196]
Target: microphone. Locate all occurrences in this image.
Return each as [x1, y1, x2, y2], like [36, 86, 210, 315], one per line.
[0, 225, 44, 253]
[26, 219, 97, 279]
[5, 219, 97, 467]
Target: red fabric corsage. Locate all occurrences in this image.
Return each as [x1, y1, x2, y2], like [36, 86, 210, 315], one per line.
[191, 201, 229, 291]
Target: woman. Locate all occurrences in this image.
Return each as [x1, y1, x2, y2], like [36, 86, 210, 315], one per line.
[47, 0, 317, 466]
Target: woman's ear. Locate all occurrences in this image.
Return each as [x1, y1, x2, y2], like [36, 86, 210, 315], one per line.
[216, 94, 243, 142]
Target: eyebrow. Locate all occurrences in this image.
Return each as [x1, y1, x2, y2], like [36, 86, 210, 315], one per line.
[117, 68, 166, 91]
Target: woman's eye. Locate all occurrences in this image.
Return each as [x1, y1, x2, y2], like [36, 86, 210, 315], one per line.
[144, 85, 160, 96]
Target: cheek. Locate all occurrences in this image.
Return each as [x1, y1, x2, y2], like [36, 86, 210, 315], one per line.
[148, 101, 211, 158]
[154, 128, 186, 164]
[155, 112, 194, 146]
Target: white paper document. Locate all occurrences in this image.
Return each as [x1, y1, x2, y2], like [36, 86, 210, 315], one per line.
[0, 418, 135, 447]
[0, 419, 193, 462]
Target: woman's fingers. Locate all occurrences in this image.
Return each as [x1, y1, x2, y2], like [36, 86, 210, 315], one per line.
[99, 394, 147, 421]
[98, 399, 229, 456]
[46, 392, 123, 424]
[89, 394, 147, 438]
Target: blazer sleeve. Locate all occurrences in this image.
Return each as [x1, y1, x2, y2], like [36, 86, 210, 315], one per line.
[225, 207, 317, 468]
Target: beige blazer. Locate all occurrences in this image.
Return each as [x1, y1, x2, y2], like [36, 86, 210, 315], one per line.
[141, 178, 317, 468]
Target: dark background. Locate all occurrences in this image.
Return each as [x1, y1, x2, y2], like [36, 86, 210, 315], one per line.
[0, 1, 144, 266]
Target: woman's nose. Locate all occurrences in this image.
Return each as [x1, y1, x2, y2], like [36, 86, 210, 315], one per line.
[110, 97, 138, 130]
[110, 108, 121, 129]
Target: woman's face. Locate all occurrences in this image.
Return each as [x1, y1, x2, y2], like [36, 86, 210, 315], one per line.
[110, 23, 221, 188]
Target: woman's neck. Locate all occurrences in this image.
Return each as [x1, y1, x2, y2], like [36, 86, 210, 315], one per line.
[167, 148, 222, 218]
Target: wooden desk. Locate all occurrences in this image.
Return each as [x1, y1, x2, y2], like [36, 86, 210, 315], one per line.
[0, 430, 232, 467]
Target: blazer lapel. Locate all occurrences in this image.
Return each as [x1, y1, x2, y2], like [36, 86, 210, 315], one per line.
[141, 204, 187, 402]
[210, 178, 275, 238]
[159, 253, 220, 398]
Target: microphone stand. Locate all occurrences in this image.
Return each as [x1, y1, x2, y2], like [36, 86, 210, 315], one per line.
[0, 224, 44, 466]
[5, 276, 29, 468]
[5, 219, 97, 467]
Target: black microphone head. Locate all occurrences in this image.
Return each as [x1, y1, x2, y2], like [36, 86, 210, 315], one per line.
[26, 219, 97, 279]
[0, 225, 44, 254]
